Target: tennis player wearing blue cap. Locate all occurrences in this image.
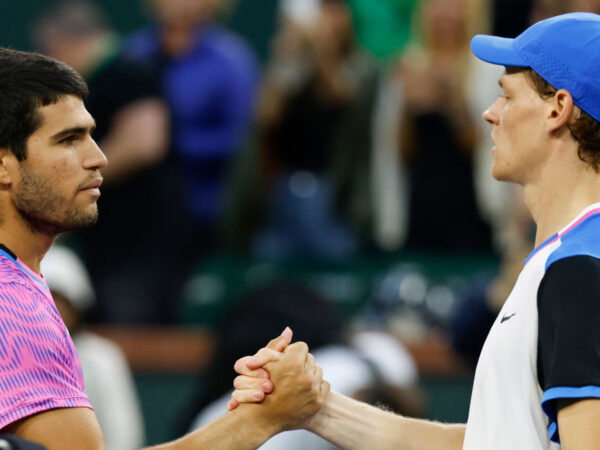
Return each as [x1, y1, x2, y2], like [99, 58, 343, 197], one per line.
[229, 12, 600, 450]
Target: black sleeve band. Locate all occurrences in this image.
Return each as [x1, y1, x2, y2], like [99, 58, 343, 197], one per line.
[538, 255, 600, 390]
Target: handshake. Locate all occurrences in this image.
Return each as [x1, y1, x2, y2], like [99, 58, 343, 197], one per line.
[225, 327, 330, 436]
[187, 326, 429, 450]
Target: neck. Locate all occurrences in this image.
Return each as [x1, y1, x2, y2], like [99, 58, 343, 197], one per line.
[0, 213, 56, 274]
[524, 156, 600, 247]
[160, 24, 204, 57]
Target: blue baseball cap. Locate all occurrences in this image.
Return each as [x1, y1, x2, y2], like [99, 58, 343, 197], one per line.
[471, 12, 600, 122]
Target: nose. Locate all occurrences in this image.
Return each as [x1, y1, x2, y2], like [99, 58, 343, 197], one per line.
[83, 137, 108, 170]
[482, 98, 500, 125]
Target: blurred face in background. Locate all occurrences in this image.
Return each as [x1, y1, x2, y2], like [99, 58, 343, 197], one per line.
[320, 0, 352, 38]
[421, 0, 469, 49]
[148, 0, 216, 29]
[569, 0, 600, 12]
[317, 0, 354, 55]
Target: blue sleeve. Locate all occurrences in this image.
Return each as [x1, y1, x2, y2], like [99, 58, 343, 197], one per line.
[174, 42, 260, 161]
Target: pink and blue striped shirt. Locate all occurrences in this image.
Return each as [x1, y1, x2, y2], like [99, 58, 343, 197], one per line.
[0, 246, 91, 428]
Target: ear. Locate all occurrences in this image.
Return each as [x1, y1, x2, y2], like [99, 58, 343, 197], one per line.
[0, 148, 17, 186]
[547, 89, 577, 133]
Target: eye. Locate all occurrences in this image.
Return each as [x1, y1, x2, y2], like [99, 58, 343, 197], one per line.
[59, 135, 79, 145]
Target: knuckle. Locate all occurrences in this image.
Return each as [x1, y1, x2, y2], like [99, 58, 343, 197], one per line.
[296, 341, 309, 352]
[234, 356, 252, 373]
[316, 365, 323, 377]
[233, 376, 245, 389]
[233, 359, 244, 372]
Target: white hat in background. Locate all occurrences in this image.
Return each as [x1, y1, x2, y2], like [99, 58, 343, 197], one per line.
[41, 244, 95, 313]
[351, 330, 419, 388]
[279, 0, 321, 26]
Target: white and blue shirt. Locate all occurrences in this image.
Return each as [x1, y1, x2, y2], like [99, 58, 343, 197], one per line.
[464, 203, 600, 449]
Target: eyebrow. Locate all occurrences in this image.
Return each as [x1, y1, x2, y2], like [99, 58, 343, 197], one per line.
[50, 123, 96, 141]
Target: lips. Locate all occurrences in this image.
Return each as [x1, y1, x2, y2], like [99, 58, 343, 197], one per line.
[84, 179, 102, 189]
[80, 178, 103, 194]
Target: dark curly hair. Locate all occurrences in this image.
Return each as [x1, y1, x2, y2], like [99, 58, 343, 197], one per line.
[0, 47, 88, 161]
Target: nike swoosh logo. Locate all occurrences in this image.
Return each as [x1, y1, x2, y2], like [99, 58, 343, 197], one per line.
[501, 313, 516, 323]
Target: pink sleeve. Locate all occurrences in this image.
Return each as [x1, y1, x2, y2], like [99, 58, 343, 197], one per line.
[0, 280, 91, 428]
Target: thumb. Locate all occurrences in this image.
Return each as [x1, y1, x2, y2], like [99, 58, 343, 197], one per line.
[266, 326, 293, 352]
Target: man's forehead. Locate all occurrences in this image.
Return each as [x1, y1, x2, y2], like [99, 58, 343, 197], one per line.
[35, 95, 95, 133]
[497, 70, 527, 88]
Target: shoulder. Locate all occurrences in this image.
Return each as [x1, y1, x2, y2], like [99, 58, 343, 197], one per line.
[200, 26, 259, 71]
[98, 53, 161, 92]
[538, 255, 600, 330]
[0, 262, 46, 311]
[122, 27, 161, 60]
[540, 254, 600, 300]
[0, 255, 29, 286]
[546, 213, 600, 269]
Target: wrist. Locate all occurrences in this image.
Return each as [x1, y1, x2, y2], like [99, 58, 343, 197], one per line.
[234, 404, 281, 441]
[302, 389, 336, 433]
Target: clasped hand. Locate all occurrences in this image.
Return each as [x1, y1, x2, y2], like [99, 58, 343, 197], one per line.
[228, 327, 329, 432]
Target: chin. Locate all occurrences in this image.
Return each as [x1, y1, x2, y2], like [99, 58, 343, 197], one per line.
[57, 208, 99, 233]
[490, 161, 512, 183]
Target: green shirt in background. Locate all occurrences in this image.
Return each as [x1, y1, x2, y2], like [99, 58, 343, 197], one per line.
[348, 0, 420, 62]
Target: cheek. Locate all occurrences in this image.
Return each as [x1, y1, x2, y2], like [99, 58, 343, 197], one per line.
[500, 105, 527, 140]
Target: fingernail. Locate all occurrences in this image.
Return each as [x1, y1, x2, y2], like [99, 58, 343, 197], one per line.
[262, 382, 271, 391]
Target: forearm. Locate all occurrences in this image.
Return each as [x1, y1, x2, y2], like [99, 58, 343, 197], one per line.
[144, 406, 276, 450]
[307, 391, 465, 450]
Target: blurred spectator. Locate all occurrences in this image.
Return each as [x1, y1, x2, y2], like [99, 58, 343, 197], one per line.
[397, 0, 503, 253]
[184, 280, 424, 449]
[32, 0, 184, 324]
[41, 244, 145, 450]
[361, 42, 411, 252]
[531, 0, 600, 21]
[225, 0, 380, 260]
[124, 0, 260, 258]
[569, 0, 600, 11]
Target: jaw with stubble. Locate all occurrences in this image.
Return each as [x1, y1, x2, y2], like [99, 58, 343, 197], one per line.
[11, 166, 99, 236]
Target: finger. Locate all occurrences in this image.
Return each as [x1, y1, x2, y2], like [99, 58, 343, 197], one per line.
[313, 361, 322, 379]
[234, 356, 270, 377]
[229, 388, 266, 407]
[244, 347, 284, 371]
[265, 342, 309, 373]
[305, 352, 315, 369]
[281, 341, 309, 358]
[266, 326, 293, 351]
[233, 375, 273, 393]
[227, 398, 239, 410]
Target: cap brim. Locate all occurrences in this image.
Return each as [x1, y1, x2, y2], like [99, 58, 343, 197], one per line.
[471, 35, 528, 67]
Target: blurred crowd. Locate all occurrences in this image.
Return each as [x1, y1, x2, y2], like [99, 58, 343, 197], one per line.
[21, 0, 600, 446]
[29, 0, 535, 326]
